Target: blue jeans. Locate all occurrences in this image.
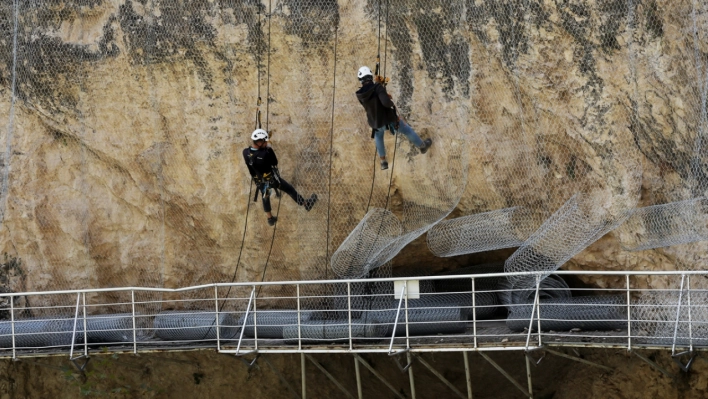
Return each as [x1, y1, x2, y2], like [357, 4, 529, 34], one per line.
[373, 119, 424, 158]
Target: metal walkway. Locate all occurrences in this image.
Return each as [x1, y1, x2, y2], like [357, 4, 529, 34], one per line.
[0, 270, 705, 398]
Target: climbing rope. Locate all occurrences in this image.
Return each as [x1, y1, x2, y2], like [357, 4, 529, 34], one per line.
[256, 0, 285, 289]
[324, 22, 340, 279]
[203, 2, 272, 338]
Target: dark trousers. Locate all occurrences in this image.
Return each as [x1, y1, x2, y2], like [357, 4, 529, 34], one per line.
[260, 178, 304, 213]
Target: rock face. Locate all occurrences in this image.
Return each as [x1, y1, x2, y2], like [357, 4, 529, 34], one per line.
[0, 0, 706, 297]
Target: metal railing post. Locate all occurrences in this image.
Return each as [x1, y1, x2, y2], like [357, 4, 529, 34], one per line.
[131, 290, 137, 354]
[214, 286, 221, 351]
[388, 283, 407, 354]
[253, 285, 258, 351]
[236, 287, 255, 355]
[687, 275, 693, 352]
[69, 293, 81, 359]
[297, 284, 302, 351]
[81, 293, 88, 357]
[347, 282, 353, 351]
[672, 274, 686, 355]
[536, 274, 542, 347]
[626, 274, 631, 350]
[10, 296, 15, 359]
[404, 281, 410, 350]
[525, 275, 542, 350]
[471, 278, 477, 349]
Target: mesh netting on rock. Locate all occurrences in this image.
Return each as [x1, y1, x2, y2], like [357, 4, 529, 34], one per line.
[427, 207, 529, 257]
[616, 198, 708, 251]
[506, 295, 627, 332]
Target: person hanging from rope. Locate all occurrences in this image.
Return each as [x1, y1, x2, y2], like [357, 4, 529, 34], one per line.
[243, 129, 318, 226]
[355, 66, 432, 170]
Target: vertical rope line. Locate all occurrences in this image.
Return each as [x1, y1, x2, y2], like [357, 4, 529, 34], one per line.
[325, 23, 339, 273]
[258, 0, 281, 287]
[1, 0, 19, 223]
[382, 0, 395, 211]
[266, 0, 272, 130]
[349, 0, 395, 278]
[202, 1, 268, 338]
[382, 0, 390, 78]
[257, 5, 262, 104]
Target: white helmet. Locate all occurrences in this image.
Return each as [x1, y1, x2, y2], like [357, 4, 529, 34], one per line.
[251, 128, 269, 141]
[357, 66, 373, 80]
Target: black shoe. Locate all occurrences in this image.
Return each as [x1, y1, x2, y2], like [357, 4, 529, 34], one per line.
[380, 160, 389, 170]
[267, 216, 277, 226]
[304, 194, 318, 211]
[419, 138, 433, 154]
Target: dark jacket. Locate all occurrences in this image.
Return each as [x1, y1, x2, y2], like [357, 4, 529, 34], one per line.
[356, 81, 398, 129]
[243, 146, 278, 178]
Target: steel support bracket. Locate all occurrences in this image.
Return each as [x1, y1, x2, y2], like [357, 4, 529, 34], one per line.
[630, 351, 673, 379]
[71, 356, 91, 375]
[525, 346, 545, 366]
[236, 352, 260, 369]
[390, 350, 413, 373]
[672, 350, 696, 373]
[70, 356, 90, 379]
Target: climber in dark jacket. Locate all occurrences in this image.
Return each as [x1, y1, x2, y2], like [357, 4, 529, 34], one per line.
[355, 66, 432, 170]
[243, 129, 317, 226]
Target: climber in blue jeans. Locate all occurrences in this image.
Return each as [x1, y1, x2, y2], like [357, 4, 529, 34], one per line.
[355, 66, 432, 170]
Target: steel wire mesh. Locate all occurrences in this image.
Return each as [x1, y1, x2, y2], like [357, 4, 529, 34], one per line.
[498, 274, 571, 309]
[154, 311, 239, 341]
[633, 291, 708, 346]
[427, 207, 529, 257]
[506, 295, 627, 332]
[616, 198, 708, 251]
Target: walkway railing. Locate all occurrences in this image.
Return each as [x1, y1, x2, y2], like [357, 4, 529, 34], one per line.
[0, 270, 706, 360]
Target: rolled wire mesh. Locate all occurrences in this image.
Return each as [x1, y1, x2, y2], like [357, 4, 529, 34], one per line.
[365, 305, 466, 337]
[498, 274, 571, 310]
[77, 314, 134, 344]
[330, 209, 402, 279]
[282, 319, 388, 344]
[241, 310, 313, 339]
[632, 291, 708, 346]
[616, 198, 708, 251]
[154, 311, 239, 341]
[0, 317, 75, 348]
[504, 195, 630, 290]
[426, 207, 529, 257]
[506, 295, 627, 332]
